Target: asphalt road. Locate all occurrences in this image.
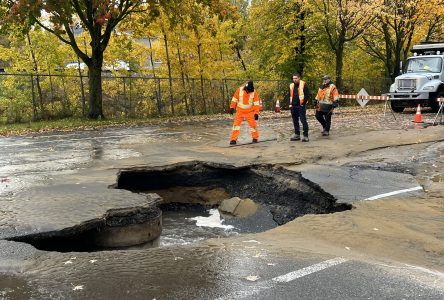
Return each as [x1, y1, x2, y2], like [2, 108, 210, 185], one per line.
[1, 115, 443, 299]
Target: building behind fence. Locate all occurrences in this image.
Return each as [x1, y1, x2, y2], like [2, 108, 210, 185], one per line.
[0, 73, 393, 124]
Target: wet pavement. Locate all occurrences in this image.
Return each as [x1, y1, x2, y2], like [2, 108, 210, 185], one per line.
[1, 239, 443, 299]
[290, 165, 422, 203]
[1, 108, 444, 299]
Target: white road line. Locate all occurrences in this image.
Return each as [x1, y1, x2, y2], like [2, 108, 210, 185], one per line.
[364, 186, 423, 201]
[215, 257, 348, 300]
[272, 257, 348, 283]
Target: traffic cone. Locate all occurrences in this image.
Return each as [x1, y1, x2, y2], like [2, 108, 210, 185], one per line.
[414, 104, 423, 123]
[275, 100, 281, 113]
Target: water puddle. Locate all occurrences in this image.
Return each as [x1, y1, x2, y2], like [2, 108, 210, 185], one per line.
[160, 209, 237, 247]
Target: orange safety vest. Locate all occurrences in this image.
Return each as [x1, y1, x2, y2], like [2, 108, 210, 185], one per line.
[290, 80, 306, 106]
[230, 86, 260, 114]
[315, 83, 339, 103]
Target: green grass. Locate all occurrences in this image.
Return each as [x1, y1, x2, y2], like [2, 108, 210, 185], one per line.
[0, 113, 232, 137]
[0, 117, 165, 137]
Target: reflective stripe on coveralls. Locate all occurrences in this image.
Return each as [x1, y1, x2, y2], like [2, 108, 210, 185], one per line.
[237, 87, 256, 109]
[230, 85, 260, 141]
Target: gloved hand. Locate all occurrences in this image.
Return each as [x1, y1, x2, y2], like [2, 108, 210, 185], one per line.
[332, 101, 339, 108]
[254, 114, 259, 120]
[313, 100, 318, 105]
[230, 108, 235, 115]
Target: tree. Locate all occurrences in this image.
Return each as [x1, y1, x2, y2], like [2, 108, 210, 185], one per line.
[248, 0, 310, 78]
[361, 0, 428, 80]
[311, 0, 376, 90]
[0, 0, 154, 119]
[418, 0, 444, 42]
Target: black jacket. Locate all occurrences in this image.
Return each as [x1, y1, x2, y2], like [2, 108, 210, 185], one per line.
[291, 83, 310, 106]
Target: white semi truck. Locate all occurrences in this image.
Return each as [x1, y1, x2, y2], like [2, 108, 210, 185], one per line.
[387, 43, 444, 112]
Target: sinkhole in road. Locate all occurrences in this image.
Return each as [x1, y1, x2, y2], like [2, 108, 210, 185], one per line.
[9, 161, 351, 252]
[116, 161, 352, 244]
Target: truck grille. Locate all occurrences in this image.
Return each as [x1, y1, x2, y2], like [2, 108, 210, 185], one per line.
[398, 79, 416, 90]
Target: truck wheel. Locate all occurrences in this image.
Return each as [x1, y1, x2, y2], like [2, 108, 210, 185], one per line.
[390, 102, 404, 113]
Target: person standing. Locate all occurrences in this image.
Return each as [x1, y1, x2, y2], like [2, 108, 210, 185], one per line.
[289, 73, 310, 142]
[229, 81, 261, 145]
[314, 75, 340, 136]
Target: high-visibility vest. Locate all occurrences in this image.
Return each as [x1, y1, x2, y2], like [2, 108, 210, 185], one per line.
[290, 80, 305, 105]
[317, 84, 339, 103]
[231, 86, 259, 110]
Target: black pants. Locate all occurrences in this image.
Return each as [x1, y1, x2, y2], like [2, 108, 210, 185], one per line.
[315, 110, 332, 132]
[291, 105, 309, 137]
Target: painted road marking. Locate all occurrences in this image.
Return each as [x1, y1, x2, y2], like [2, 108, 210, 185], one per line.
[364, 186, 423, 201]
[272, 257, 348, 283]
[215, 257, 348, 300]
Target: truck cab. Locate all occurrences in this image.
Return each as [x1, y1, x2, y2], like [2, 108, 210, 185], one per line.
[387, 43, 444, 112]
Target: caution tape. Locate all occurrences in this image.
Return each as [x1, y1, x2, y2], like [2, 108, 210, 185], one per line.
[339, 94, 389, 101]
[341, 95, 444, 102]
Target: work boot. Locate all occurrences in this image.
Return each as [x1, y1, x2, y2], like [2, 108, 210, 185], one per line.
[230, 140, 237, 145]
[301, 136, 309, 142]
[252, 138, 258, 143]
[290, 134, 300, 141]
[322, 130, 329, 136]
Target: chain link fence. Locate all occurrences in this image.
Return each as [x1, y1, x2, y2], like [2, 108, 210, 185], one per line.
[0, 73, 393, 124]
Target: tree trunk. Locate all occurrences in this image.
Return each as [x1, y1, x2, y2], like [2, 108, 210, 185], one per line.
[295, 11, 307, 75]
[162, 28, 174, 115]
[77, 57, 86, 116]
[177, 44, 190, 115]
[197, 41, 207, 114]
[382, 21, 394, 79]
[26, 32, 44, 118]
[235, 45, 247, 71]
[147, 38, 161, 114]
[87, 52, 104, 119]
[335, 41, 344, 91]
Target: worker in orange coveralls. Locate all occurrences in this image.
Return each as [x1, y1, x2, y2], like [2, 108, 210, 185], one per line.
[229, 81, 260, 145]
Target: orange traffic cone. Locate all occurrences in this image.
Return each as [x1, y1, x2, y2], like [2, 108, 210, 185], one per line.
[414, 104, 423, 123]
[275, 100, 281, 113]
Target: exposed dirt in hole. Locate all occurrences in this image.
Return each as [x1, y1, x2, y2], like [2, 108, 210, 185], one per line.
[116, 161, 352, 225]
[152, 186, 230, 207]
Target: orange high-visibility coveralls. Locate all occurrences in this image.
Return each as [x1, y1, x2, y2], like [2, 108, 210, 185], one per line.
[230, 86, 260, 141]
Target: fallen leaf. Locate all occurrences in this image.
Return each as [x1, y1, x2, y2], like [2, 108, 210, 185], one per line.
[245, 275, 260, 282]
[242, 240, 261, 244]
